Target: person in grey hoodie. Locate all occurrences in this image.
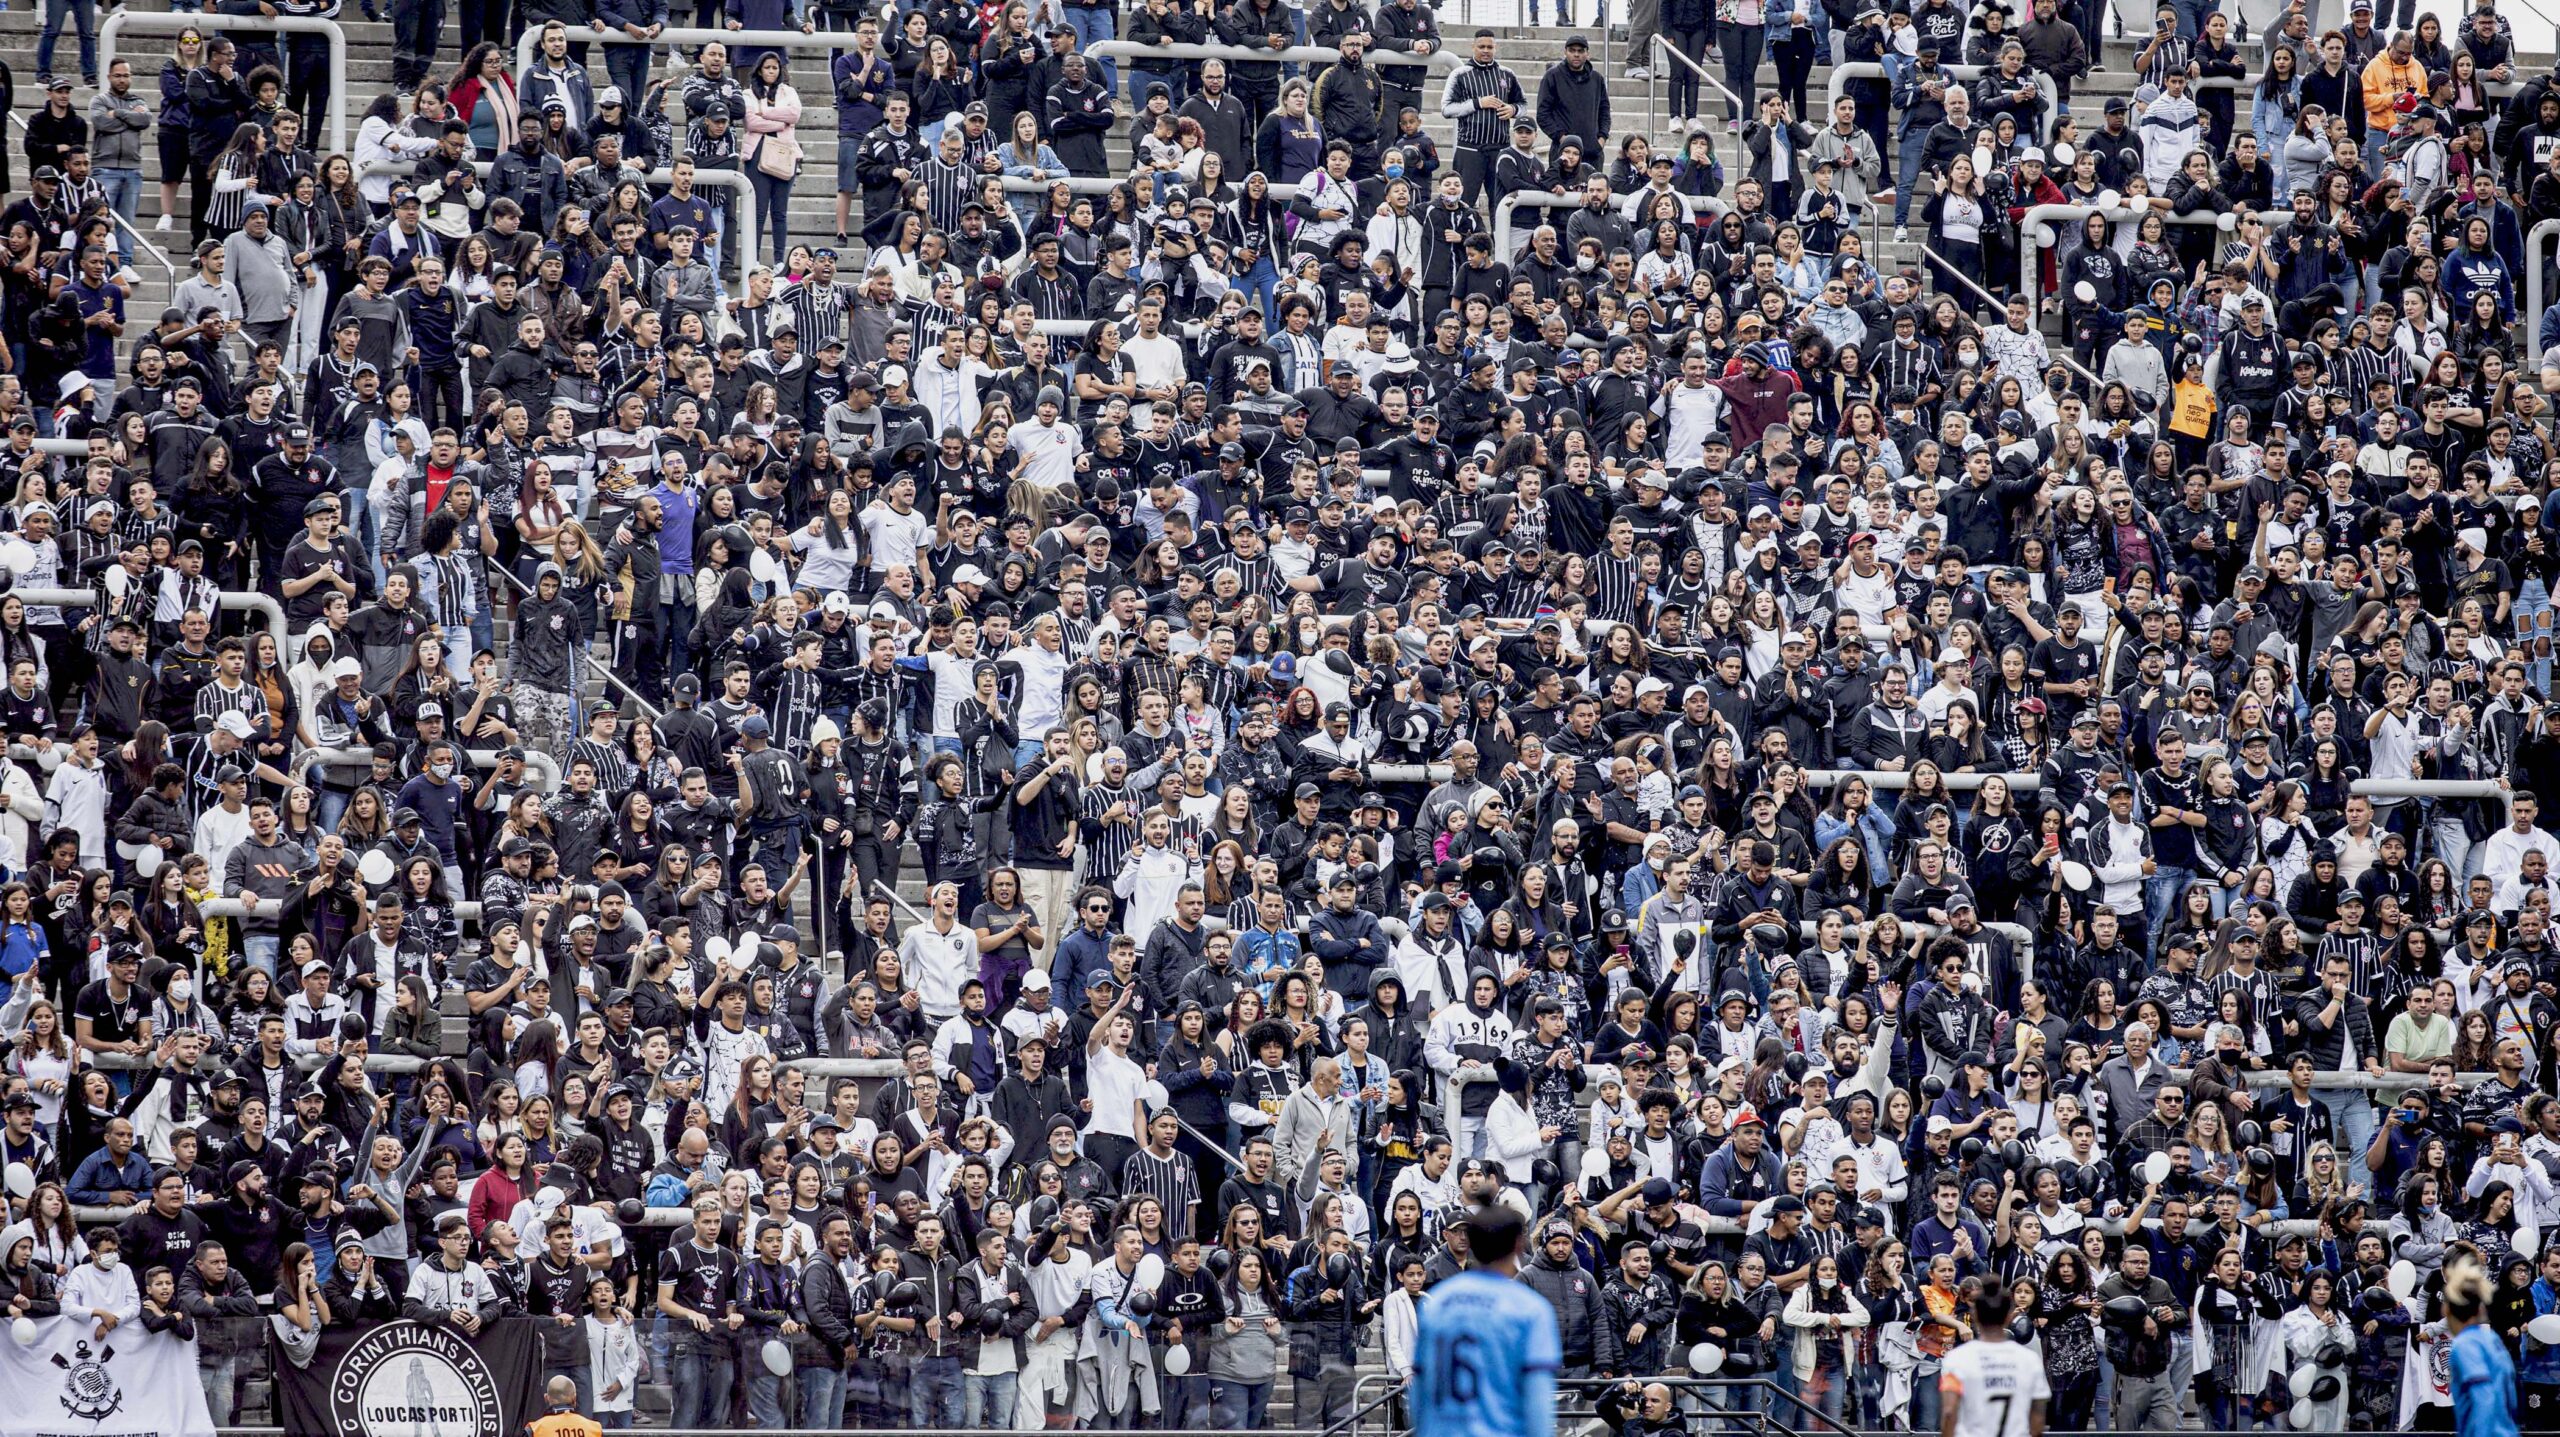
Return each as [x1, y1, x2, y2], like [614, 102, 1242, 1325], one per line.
[1519, 1216, 1615, 1376]
[345, 568, 432, 698]
[510, 563, 582, 760]
[221, 800, 310, 974]
[87, 60, 153, 263]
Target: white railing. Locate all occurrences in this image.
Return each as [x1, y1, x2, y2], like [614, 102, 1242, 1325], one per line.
[1494, 189, 1726, 257]
[100, 12, 348, 152]
[355, 158, 759, 284]
[2530, 219, 2560, 364]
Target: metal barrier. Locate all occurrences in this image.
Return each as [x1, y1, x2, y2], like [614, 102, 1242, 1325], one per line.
[12, 585, 285, 648]
[101, 11, 349, 152]
[1821, 61, 2063, 145]
[1918, 238, 2100, 382]
[2019, 201, 2232, 324]
[1646, 34, 1750, 182]
[1495, 189, 1727, 257]
[1087, 38, 1458, 73]
[357, 158, 760, 284]
[2530, 218, 2560, 364]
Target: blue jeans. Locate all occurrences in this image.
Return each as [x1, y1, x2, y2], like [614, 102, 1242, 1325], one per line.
[1240, 253, 1281, 322]
[1210, 1379, 1270, 1428]
[2143, 865, 2194, 957]
[606, 43, 651, 117]
[747, 1362, 788, 1427]
[748, 168, 792, 267]
[1130, 64, 1182, 106]
[911, 1354, 964, 1427]
[37, 0, 92, 80]
[97, 168, 138, 260]
[545, 1362, 593, 1417]
[658, 596, 693, 683]
[2317, 1085, 2376, 1168]
[1894, 128, 1928, 225]
[669, 1342, 734, 1430]
[2171, 0, 2212, 38]
[962, 1369, 1017, 1429]
[1066, 5, 1117, 96]
[1162, 1372, 1212, 1428]
[799, 1363, 845, 1429]
[241, 934, 279, 980]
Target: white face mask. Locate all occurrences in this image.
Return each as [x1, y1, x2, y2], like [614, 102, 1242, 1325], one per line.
[1817, 1273, 1837, 1290]
[168, 978, 192, 1004]
[94, 1252, 116, 1271]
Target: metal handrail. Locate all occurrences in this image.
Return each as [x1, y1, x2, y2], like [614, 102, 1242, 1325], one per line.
[1494, 189, 1728, 258]
[1085, 38, 1459, 71]
[483, 554, 667, 725]
[355, 158, 761, 284]
[100, 11, 349, 152]
[1566, 1377, 1860, 1437]
[2530, 219, 2560, 364]
[1918, 242, 2103, 390]
[1648, 35, 1748, 184]
[2019, 201, 2233, 324]
[2, 110, 178, 280]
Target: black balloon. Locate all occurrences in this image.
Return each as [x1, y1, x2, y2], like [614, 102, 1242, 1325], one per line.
[2235, 1121, 2263, 1147]
[1531, 1158, 1560, 1188]
[982, 1306, 1008, 1335]
[1205, 1247, 1234, 1282]
[887, 1280, 923, 1311]
[1125, 1289, 1157, 1318]
[615, 1198, 645, 1224]
[1922, 1075, 1948, 1101]
[1325, 1252, 1354, 1285]
[1959, 1136, 1985, 1163]
[1999, 1139, 2025, 1168]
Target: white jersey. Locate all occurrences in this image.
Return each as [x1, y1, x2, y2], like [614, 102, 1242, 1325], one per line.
[1940, 1339, 2049, 1437]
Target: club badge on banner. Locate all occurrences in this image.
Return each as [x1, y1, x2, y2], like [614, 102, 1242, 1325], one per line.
[270, 1317, 546, 1437]
[0, 1315, 214, 1437]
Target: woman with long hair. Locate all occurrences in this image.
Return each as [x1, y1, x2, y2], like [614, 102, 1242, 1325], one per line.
[740, 52, 803, 267]
[445, 43, 520, 159]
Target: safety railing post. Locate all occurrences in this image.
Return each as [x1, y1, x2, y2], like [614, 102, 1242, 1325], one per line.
[100, 11, 349, 152]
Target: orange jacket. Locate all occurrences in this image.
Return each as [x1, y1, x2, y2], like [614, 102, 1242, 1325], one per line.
[2360, 51, 2425, 132]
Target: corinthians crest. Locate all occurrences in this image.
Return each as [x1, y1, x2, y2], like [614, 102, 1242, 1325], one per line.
[52, 1337, 121, 1421]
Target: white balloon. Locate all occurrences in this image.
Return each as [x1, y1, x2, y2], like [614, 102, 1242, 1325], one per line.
[132, 844, 162, 878]
[1971, 147, 1994, 175]
[1164, 1345, 1193, 1376]
[1141, 1080, 1170, 1109]
[2388, 1259, 2419, 1299]
[2097, 188, 2123, 212]
[736, 931, 763, 962]
[356, 850, 395, 887]
[2074, 281, 2098, 304]
[2520, 1228, 2542, 1259]
[9, 1318, 33, 1346]
[2218, 211, 2239, 231]
[2059, 859, 2095, 892]
[2051, 142, 2076, 166]
[1133, 1253, 1167, 1294]
[2034, 223, 2056, 246]
[3, 1162, 30, 1200]
[1686, 1343, 1726, 1374]
[703, 936, 733, 966]
[2290, 1364, 2322, 1400]
[2141, 1151, 2172, 1187]
[762, 1338, 791, 1377]
[2530, 1314, 2560, 1345]
[2289, 1399, 2314, 1429]
[750, 549, 783, 587]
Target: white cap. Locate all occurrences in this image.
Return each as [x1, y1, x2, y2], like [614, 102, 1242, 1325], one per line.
[2458, 526, 2490, 552]
[215, 710, 253, 738]
[952, 564, 990, 586]
[328, 657, 361, 680]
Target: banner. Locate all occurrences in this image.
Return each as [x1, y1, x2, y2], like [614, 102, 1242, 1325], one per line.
[270, 1317, 546, 1437]
[0, 1315, 214, 1437]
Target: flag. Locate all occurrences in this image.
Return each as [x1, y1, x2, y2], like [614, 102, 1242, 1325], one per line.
[0, 1315, 214, 1437]
[270, 1316, 546, 1437]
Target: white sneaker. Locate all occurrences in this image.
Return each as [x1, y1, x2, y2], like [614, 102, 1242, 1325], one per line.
[1894, 225, 1909, 241]
[1625, 63, 1650, 78]
[153, 214, 171, 232]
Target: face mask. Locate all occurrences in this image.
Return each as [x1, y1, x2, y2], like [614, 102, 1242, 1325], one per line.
[1818, 1273, 1837, 1289]
[169, 978, 192, 1004]
[95, 1252, 117, 1271]
[1576, 255, 1597, 271]
[431, 762, 453, 780]
[1959, 347, 1980, 365]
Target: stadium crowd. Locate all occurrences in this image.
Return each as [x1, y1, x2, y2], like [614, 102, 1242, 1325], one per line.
[0, 0, 2558, 1428]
